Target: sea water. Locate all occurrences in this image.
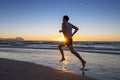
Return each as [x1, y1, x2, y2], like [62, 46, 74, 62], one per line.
[0, 41, 120, 80]
[0, 48, 120, 80]
[0, 41, 120, 54]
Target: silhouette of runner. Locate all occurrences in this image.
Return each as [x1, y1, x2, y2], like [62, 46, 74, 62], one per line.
[58, 15, 86, 69]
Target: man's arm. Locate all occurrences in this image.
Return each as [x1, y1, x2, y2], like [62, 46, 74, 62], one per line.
[59, 23, 66, 33]
[72, 25, 79, 36]
[59, 23, 64, 33]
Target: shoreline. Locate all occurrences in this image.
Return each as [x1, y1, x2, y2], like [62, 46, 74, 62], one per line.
[0, 47, 119, 55]
[0, 58, 97, 80]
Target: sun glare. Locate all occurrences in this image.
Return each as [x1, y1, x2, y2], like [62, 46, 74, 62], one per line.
[56, 37, 66, 41]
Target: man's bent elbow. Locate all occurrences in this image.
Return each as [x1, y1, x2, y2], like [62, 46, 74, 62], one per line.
[76, 27, 79, 31]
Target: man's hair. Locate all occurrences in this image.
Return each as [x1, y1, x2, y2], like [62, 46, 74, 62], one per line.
[63, 15, 69, 21]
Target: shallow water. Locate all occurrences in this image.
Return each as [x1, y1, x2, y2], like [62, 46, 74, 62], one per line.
[0, 48, 120, 80]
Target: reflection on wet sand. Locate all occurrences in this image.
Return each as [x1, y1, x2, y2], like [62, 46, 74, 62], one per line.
[61, 60, 86, 76]
[61, 60, 68, 72]
[81, 70, 85, 75]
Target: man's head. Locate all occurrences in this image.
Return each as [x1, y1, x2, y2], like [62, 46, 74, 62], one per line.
[63, 15, 69, 22]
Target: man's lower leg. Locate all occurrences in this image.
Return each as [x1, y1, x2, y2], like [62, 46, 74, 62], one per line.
[58, 45, 65, 62]
[72, 51, 86, 69]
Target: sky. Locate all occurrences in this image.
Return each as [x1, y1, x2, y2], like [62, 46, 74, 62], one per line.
[0, 0, 120, 41]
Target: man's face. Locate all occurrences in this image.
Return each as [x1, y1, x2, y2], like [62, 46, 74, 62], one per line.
[63, 18, 66, 22]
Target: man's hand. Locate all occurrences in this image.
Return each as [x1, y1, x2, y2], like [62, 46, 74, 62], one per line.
[59, 30, 62, 33]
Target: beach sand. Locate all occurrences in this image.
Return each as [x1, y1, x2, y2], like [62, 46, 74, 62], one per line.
[0, 58, 97, 80]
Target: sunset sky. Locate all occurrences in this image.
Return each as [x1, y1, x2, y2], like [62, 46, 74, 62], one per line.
[0, 0, 120, 41]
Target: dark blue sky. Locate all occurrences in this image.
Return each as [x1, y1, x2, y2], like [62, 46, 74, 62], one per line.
[0, 0, 120, 41]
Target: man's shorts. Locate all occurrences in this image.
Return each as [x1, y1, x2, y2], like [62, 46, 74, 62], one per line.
[65, 38, 73, 45]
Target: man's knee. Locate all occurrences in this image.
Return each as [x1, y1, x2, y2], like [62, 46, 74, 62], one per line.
[70, 49, 76, 54]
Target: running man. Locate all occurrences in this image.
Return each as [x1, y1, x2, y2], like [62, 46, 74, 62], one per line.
[58, 15, 86, 69]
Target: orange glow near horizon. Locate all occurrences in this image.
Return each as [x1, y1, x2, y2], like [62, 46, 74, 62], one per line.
[0, 35, 120, 41]
[73, 35, 120, 42]
[56, 37, 66, 41]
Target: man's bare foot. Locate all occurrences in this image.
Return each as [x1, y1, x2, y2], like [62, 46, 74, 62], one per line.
[59, 58, 65, 62]
[82, 60, 86, 69]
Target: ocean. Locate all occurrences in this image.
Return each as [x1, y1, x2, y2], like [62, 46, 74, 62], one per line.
[0, 41, 120, 80]
[0, 41, 120, 54]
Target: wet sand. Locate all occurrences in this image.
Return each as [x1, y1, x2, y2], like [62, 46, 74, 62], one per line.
[0, 58, 97, 80]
